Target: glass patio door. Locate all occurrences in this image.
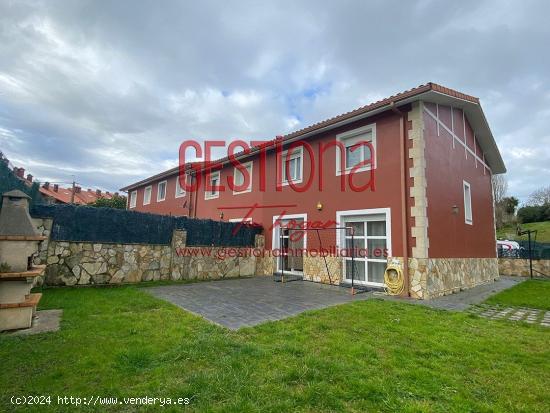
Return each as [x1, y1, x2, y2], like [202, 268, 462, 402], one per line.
[342, 214, 388, 286]
[275, 219, 304, 274]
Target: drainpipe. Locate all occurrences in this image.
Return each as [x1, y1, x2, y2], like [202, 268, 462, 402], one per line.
[192, 172, 199, 218]
[390, 102, 411, 297]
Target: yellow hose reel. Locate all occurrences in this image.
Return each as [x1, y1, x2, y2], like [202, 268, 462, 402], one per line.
[384, 263, 404, 296]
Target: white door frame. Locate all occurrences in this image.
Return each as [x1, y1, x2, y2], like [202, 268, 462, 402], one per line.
[336, 208, 391, 286]
[272, 213, 307, 275]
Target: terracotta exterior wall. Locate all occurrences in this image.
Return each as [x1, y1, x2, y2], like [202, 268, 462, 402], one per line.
[423, 102, 496, 258]
[129, 174, 190, 216]
[127, 110, 407, 255]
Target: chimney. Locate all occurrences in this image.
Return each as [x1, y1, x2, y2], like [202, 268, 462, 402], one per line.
[106, 191, 110, 195]
[96, 189, 102, 196]
[26, 174, 33, 182]
[15, 168, 24, 178]
[53, 184, 59, 192]
[43, 182, 50, 190]
[114, 192, 119, 197]
[74, 186, 81, 193]
[87, 188, 92, 192]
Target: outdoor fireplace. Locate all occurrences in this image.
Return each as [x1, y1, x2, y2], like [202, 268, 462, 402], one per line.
[0, 190, 46, 331]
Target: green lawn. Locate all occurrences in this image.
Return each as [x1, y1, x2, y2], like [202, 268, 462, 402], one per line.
[1, 285, 549, 412]
[485, 279, 550, 310]
[497, 221, 550, 242]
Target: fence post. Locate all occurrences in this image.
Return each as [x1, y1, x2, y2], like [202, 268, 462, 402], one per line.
[170, 229, 187, 280]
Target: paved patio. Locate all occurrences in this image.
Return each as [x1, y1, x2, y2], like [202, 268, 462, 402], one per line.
[146, 277, 369, 329]
[381, 276, 525, 311]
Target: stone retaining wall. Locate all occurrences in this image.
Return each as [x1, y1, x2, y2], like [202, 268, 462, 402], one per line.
[39, 229, 265, 286]
[498, 258, 550, 277]
[390, 256, 499, 299]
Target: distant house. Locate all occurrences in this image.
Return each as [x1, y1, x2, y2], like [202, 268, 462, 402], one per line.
[39, 181, 115, 205]
[10, 166, 116, 205]
[120, 83, 506, 299]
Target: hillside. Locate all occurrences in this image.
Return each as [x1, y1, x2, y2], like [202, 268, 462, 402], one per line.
[497, 221, 550, 243]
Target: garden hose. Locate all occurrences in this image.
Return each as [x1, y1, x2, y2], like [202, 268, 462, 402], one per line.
[384, 264, 404, 296]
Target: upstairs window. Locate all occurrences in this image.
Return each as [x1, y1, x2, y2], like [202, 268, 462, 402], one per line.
[336, 124, 376, 175]
[175, 176, 186, 198]
[157, 181, 167, 202]
[205, 171, 220, 200]
[233, 161, 253, 194]
[281, 147, 303, 185]
[129, 191, 137, 208]
[143, 186, 152, 205]
[463, 181, 473, 225]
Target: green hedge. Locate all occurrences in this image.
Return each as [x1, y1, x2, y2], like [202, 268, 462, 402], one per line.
[30, 204, 262, 246]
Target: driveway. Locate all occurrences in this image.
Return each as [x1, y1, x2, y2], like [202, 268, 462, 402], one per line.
[146, 277, 369, 329]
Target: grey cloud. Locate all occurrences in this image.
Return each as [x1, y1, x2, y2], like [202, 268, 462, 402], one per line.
[0, 0, 549, 201]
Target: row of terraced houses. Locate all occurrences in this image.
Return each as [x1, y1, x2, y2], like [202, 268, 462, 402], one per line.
[120, 83, 506, 299]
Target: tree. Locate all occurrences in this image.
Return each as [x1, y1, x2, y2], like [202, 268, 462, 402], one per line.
[492, 175, 509, 229]
[517, 205, 545, 224]
[527, 185, 550, 206]
[90, 195, 127, 209]
[492, 175, 507, 204]
[502, 196, 519, 215]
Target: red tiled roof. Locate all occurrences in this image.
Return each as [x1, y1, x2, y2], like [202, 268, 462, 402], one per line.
[39, 185, 114, 205]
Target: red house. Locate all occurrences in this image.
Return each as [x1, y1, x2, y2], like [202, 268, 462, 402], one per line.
[121, 83, 506, 299]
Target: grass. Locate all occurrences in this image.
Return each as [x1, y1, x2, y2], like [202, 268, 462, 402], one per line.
[497, 221, 550, 242]
[485, 279, 550, 310]
[0, 285, 549, 412]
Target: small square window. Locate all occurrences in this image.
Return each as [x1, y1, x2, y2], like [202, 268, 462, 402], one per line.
[143, 186, 152, 205]
[281, 147, 303, 185]
[175, 176, 186, 198]
[157, 181, 167, 202]
[129, 191, 137, 208]
[336, 125, 376, 175]
[233, 161, 253, 194]
[205, 171, 220, 200]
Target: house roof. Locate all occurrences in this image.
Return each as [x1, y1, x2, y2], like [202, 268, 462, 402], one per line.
[39, 185, 115, 204]
[120, 82, 505, 191]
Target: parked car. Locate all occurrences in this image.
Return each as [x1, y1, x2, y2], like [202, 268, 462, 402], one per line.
[497, 239, 520, 250]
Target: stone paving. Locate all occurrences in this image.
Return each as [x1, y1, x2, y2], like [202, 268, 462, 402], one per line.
[146, 277, 369, 329]
[468, 304, 550, 327]
[380, 276, 524, 311]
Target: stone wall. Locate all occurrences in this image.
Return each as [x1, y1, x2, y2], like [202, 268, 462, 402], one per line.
[44, 241, 172, 285]
[303, 256, 342, 284]
[388, 257, 499, 300]
[498, 258, 550, 277]
[32, 218, 52, 267]
[41, 230, 264, 286]
[390, 256, 499, 299]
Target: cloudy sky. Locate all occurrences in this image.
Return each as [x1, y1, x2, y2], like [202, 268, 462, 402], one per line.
[0, 0, 548, 201]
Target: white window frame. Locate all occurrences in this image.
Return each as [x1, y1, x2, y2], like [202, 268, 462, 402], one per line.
[271, 213, 308, 275]
[463, 180, 473, 225]
[157, 180, 167, 202]
[175, 175, 186, 198]
[280, 146, 303, 186]
[233, 161, 253, 194]
[336, 208, 391, 287]
[143, 185, 152, 205]
[129, 190, 137, 208]
[336, 124, 376, 176]
[205, 170, 220, 200]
